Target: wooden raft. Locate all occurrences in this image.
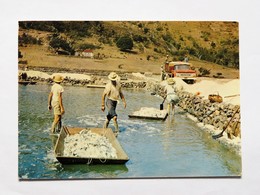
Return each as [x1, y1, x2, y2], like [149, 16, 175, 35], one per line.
[54, 126, 129, 165]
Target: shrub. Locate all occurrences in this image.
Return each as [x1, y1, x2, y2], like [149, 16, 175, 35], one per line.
[116, 36, 133, 51]
[133, 35, 147, 43]
[98, 36, 112, 45]
[18, 33, 42, 45]
[150, 37, 160, 46]
[156, 27, 163, 31]
[211, 42, 216, 49]
[137, 23, 143, 28]
[185, 47, 196, 55]
[19, 21, 56, 32]
[201, 31, 210, 41]
[144, 27, 149, 34]
[178, 56, 185, 61]
[162, 33, 174, 43]
[154, 47, 163, 53]
[49, 36, 75, 55]
[198, 67, 211, 76]
[18, 50, 23, 58]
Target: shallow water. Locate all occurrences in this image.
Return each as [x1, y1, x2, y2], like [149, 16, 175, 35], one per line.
[18, 84, 241, 179]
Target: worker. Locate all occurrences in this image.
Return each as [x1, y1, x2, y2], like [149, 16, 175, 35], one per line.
[164, 78, 179, 115]
[48, 75, 65, 133]
[101, 72, 126, 137]
[165, 55, 169, 64]
[162, 55, 170, 81]
[160, 64, 165, 81]
[184, 55, 189, 62]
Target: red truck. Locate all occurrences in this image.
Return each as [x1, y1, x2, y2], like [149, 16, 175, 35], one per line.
[164, 61, 197, 84]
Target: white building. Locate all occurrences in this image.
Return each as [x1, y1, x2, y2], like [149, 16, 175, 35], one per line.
[75, 49, 94, 58]
[82, 49, 94, 58]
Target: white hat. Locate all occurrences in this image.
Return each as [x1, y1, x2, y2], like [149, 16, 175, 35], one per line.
[53, 75, 63, 83]
[108, 72, 119, 81]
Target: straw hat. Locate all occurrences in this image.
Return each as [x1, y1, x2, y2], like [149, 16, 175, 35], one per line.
[108, 72, 119, 81]
[53, 75, 63, 83]
[167, 78, 175, 85]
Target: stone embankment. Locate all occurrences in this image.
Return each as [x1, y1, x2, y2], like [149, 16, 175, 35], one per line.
[177, 91, 240, 138]
[148, 80, 241, 155]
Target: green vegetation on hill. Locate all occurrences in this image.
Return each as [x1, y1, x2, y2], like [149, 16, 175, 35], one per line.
[18, 21, 239, 69]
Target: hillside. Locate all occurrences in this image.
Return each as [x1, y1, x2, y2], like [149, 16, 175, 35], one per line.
[18, 21, 239, 79]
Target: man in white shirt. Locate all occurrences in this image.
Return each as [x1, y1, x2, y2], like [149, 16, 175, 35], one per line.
[48, 75, 65, 133]
[101, 72, 126, 136]
[165, 78, 179, 115]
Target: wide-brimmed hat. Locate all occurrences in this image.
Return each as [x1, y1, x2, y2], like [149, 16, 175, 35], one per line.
[108, 72, 119, 81]
[167, 78, 175, 85]
[53, 75, 63, 83]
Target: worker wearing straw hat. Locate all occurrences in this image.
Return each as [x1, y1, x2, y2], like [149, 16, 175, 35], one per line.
[165, 78, 179, 115]
[101, 72, 126, 137]
[48, 74, 65, 133]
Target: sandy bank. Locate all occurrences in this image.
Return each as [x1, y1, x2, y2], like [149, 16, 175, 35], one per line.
[160, 77, 240, 105]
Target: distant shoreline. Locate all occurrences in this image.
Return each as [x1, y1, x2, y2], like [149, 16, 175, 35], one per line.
[18, 65, 161, 77]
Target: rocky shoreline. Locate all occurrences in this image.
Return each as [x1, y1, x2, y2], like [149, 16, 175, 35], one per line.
[148, 81, 241, 155]
[19, 69, 241, 155]
[177, 91, 241, 155]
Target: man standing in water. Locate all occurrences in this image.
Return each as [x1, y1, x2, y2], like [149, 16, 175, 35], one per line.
[164, 78, 179, 115]
[101, 72, 126, 137]
[48, 75, 65, 133]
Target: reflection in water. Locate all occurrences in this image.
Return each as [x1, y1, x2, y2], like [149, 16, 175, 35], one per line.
[19, 85, 241, 179]
[60, 164, 129, 179]
[161, 115, 176, 152]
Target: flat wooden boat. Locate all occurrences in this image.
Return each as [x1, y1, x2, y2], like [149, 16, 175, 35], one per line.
[54, 126, 129, 165]
[86, 84, 105, 88]
[18, 80, 37, 85]
[128, 107, 168, 120]
[128, 114, 168, 120]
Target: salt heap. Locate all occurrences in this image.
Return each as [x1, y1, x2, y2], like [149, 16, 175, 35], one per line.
[19, 70, 92, 81]
[132, 107, 168, 118]
[21, 70, 51, 79]
[131, 72, 147, 80]
[52, 73, 91, 81]
[172, 78, 240, 105]
[63, 129, 117, 159]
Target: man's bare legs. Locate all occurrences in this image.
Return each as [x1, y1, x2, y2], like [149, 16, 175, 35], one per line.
[51, 114, 61, 133]
[103, 119, 110, 128]
[103, 116, 119, 137]
[113, 116, 119, 136]
[167, 103, 175, 115]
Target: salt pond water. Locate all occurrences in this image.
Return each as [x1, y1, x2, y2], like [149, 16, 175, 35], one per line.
[18, 84, 241, 179]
